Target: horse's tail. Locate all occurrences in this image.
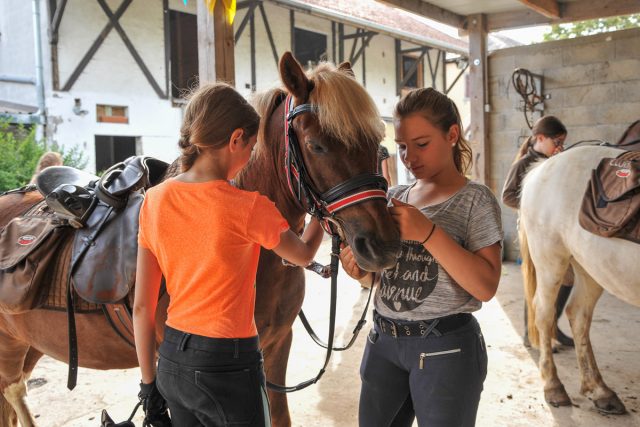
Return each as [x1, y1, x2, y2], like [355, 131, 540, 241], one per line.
[519, 217, 540, 348]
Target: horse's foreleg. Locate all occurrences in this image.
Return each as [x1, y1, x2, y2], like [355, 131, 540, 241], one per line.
[0, 389, 18, 427]
[533, 269, 571, 407]
[568, 263, 626, 415]
[0, 330, 36, 427]
[263, 328, 293, 427]
[4, 378, 34, 427]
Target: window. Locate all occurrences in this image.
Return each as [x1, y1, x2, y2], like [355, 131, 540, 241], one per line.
[95, 135, 138, 173]
[293, 28, 327, 69]
[401, 54, 423, 92]
[96, 104, 129, 124]
[170, 10, 199, 99]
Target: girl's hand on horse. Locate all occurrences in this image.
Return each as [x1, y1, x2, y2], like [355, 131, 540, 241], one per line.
[339, 244, 370, 281]
[389, 198, 433, 243]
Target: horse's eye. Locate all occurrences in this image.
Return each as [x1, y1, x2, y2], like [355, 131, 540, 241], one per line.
[306, 141, 327, 154]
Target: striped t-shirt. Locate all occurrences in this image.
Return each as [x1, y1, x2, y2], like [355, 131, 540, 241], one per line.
[375, 180, 503, 321]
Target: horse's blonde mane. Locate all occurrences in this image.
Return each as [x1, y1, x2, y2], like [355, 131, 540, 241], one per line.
[307, 62, 384, 150]
[251, 87, 286, 157]
[250, 63, 384, 153]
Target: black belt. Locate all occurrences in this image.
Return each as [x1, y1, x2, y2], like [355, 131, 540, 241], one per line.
[373, 311, 472, 338]
[163, 326, 260, 353]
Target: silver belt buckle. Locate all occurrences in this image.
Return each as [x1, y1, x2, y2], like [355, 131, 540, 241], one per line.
[390, 322, 398, 338]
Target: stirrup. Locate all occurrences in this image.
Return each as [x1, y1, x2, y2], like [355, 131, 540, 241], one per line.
[45, 184, 97, 228]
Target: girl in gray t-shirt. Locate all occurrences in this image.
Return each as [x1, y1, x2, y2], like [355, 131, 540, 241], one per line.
[341, 88, 503, 427]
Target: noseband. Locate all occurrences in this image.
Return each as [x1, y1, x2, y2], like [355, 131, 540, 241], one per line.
[283, 95, 388, 233]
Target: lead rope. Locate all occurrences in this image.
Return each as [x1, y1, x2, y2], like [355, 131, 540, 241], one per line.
[298, 272, 374, 352]
[266, 234, 341, 393]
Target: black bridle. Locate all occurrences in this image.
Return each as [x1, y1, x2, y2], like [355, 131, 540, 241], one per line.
[283, 95, 388, 234]
[266, 95, 385, 393]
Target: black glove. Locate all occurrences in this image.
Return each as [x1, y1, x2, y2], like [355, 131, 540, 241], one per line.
[139, 380, 172, 427]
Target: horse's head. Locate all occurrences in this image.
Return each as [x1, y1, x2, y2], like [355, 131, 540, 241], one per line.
[269, 52, 400, 271]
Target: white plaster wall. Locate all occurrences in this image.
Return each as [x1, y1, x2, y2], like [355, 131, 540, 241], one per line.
[49, 0, 181, 172]
[46, 91, 182, 171]
[57, 0, 165, 97]
[0, 0, 38, 106]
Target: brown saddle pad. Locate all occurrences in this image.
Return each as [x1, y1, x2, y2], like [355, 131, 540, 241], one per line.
[579, 151, 640, 243]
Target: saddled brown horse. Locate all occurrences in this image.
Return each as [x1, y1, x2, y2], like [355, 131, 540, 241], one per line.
[0, 52, 400, 427]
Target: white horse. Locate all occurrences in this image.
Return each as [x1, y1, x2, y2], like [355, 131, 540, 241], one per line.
[519, 145, 640, 414]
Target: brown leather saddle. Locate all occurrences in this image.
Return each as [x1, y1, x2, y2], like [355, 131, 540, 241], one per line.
[579, 150, 640, 243]
[0, 156, 169, 389]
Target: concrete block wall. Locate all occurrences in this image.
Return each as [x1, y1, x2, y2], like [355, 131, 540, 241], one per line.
[488, 28, 640, 261]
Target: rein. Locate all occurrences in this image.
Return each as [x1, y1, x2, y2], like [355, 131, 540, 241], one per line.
[266, 95, 384, 393]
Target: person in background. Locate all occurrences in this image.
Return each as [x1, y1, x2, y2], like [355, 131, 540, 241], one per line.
[378, 144, 392, 185]
[30, 151, 63, 184]
[502, 115, 574, 348]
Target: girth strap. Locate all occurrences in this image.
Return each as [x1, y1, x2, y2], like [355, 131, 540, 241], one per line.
[102, 303, 135, 348]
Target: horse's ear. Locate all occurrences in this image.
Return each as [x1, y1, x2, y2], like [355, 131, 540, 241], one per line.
[338, 61, 355, 78]
[279, 52, 313, 101]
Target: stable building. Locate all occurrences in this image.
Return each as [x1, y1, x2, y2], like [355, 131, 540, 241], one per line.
[0, 0, 469, 180]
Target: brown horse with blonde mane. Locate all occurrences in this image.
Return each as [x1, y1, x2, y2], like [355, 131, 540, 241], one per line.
[0, 53, 400, 427]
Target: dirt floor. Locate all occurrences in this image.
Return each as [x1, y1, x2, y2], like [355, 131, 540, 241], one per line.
[24, 240, 640, 426]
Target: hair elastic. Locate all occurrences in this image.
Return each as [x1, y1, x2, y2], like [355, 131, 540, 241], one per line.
[421, 223, 436, 245]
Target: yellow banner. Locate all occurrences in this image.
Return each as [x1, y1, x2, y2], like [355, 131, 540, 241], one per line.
[204, 0, 237, 25]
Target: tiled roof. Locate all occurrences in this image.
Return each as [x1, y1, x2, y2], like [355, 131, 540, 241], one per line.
[292, 0, 468, 52]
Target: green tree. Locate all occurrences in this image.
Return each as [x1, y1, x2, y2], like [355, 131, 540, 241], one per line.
[0, 120, 88, 192]
[544, 14, 640, 41]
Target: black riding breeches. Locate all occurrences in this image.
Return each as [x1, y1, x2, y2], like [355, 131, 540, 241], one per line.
[156, 326, 271, 427]
[359, 314, 487, 427]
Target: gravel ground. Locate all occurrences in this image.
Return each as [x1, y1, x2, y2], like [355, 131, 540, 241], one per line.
[24, 241, 640, 426]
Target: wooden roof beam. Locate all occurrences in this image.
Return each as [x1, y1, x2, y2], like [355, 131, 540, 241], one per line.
[489, 0, 640, 31]
[377, 0, 466, 29]
[517, 0, 560, 19]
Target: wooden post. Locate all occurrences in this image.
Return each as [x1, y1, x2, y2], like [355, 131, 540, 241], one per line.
[197, 0, 235, 85]
[467, 13, 489, 185]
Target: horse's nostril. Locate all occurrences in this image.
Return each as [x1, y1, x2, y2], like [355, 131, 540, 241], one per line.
[352, 237, 372, 258]
[352, 237, 399, 270]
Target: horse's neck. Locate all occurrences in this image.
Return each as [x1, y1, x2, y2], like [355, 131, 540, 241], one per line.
[618, 122, 640, 146]
[237, 138, 306, 233]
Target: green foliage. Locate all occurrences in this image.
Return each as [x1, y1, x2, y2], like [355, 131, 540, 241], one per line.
[543, 14, 640, 41]
[50, 141, 88, 170]
[0, 120, 88, 192]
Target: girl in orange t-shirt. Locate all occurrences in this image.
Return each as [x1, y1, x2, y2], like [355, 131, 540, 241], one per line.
[133, 83, 324, 427]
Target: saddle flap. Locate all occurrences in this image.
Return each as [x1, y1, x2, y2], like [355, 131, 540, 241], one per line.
[100, 156, 170, 198]
[595, 153, 640, 202]
[72, 192, 144, 304]
[36, 166, 99, 197]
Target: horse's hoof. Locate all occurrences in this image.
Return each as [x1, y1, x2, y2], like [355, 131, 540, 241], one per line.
[545, 385, 572, 407]
[594, 393, 627, 415]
